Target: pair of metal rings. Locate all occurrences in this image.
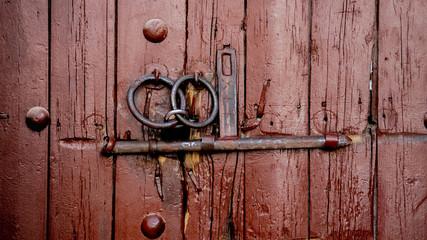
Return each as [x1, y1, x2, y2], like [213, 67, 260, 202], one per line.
[127, 74, 218, 129]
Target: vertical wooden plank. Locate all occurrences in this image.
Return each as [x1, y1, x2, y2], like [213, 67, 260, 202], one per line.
[310, 0, 375, 238]
[49, 1, 115, 238]
[0, 1, 48, 239]
[244, 1, 310, 238]
[184, 0, 245, 239]
[378, 1, 427, 238]
[377, 134, 427, 239]
[378, 0, 427, 134]
[115, 1, 186, 238]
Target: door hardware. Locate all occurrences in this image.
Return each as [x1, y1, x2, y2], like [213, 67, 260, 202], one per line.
[140, 213, 166, 239]
[26, 106, 50, 131]
[217, 48, 238, 137]
[170, 74, 219, 128]
[108, 48, 354, 156]
[143, 18, 168, 43]
[102, 133, 352, 155]
[127, 74, 219, 129]
[241, 78, 271, 132]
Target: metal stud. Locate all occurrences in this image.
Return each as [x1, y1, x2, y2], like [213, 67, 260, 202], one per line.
[140, 214, 166, 239]
[143, 19, 168, 43]
[26, 106, 49, 131]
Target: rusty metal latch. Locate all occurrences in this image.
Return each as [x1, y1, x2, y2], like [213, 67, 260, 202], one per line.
[106, 47, 354, 156]
[102, 134, 352, 155]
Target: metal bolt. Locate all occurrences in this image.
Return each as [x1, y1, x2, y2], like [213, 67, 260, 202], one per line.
[26, 106, 49, 131]
[143, 19, 168, 43]
[140, 214, 165, 239]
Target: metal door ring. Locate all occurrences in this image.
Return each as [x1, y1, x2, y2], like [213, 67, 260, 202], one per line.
[127, 75, 186, 128]
[170, 74, 219, 128]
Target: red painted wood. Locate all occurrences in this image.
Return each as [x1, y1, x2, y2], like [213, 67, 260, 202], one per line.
[378, 0, 427, 134]
[0, 1, 48, 239]
[184, 0, 245, 239]
[378, 134, 427, 239]
[310, 135, 374, 239]
[2, 1, 427, 239]
[310, 0, 375, 238]
[115, 1, 186, 238]
[49, 1, 115, 238]
[244, 1, 310, 238]
[377, 1, 427, 239]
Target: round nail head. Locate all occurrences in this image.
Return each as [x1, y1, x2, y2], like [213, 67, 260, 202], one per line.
[140, 214, 165, 239]
[143, 19, 168, 43]
[26, 106, 49, 131]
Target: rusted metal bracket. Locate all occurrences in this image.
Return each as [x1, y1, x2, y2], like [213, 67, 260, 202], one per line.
[102, 133, 352, 155]
[241, 78, 271, 132]
[217, 48, 238, 137]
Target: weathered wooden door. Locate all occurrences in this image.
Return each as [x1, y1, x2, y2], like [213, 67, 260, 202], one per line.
[1, 0, 426, 239]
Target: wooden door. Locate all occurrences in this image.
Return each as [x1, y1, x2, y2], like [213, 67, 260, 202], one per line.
[1, 0, 426, 239]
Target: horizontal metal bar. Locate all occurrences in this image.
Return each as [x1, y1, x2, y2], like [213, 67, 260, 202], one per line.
[102, 133, 352, 155]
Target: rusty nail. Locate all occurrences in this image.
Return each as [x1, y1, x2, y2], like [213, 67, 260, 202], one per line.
[26, 106, 50, 131]
[257, 78, 271, 118]
[194, 71, 205, 90]
[241, 118, 262, 132]
[143, 19, 168, 43]
[153, 68, 160, 83]
[140, 214, 166, 239]
[188, 170, 202, 191]
[184, 162, 202, 191]
[0, 112, 9, 119]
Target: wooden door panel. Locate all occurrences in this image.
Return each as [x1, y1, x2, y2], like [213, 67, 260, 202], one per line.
[244, 1, 310, 238]
[378, 0, 427, 134]
[377, 134, 427, 239]
[0, 1, 49, 239]
[49, 0, 115, 238]
[377, 1, 427, 239]
[115, 1, 186, 239]
[2, 1, 427, 239]
[184, 0, 245, 239]
[310, 0, 376, 238]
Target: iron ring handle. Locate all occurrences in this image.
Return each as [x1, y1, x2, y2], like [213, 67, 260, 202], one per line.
[127, 75, 186, 128]
[170, 74, 219, 128]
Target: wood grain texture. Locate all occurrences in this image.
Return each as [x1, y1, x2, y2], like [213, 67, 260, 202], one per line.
[310, 135, 374, 239]
[184, 0, 245, 239]
[0, 1, 48, 239]
[244, 1, 310, 238]
[377, 134, 427, 239]
[115, 0, 186, 238]
[310, 0, 375, 238]
[49, 1, 115, 238]
[378, 0, 427, 134]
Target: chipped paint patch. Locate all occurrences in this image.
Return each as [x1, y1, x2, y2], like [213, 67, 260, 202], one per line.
[158, 156, 166, 164]
[184, 208, 189, 233]
[348, 134, 364, 143]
